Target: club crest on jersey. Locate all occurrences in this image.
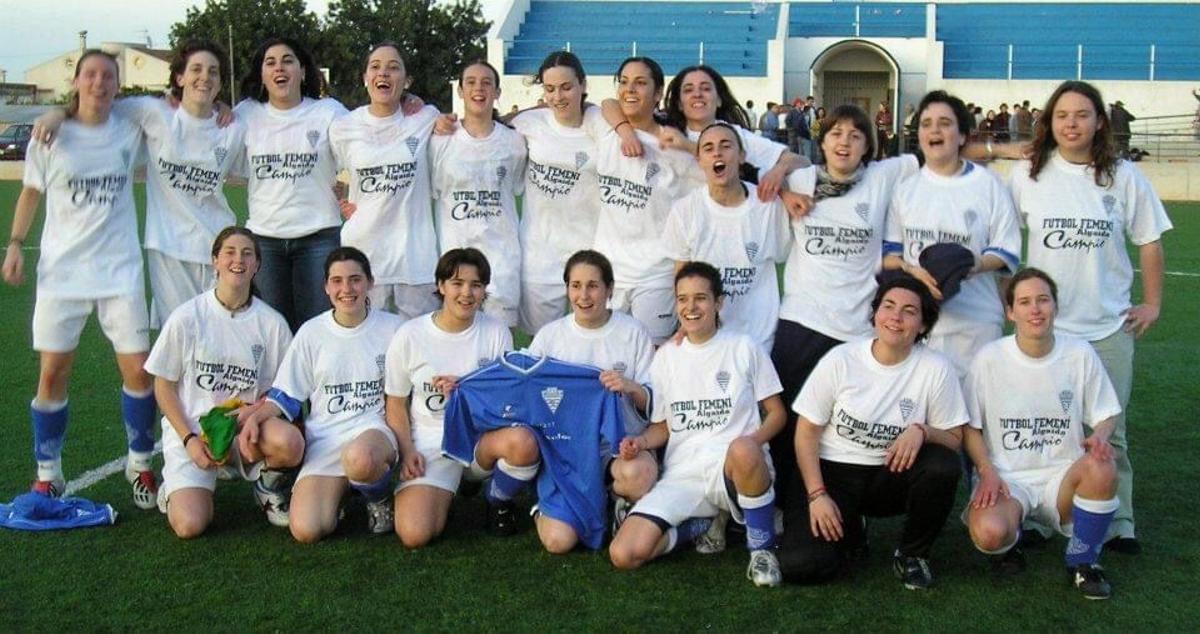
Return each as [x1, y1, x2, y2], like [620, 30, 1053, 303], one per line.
[1059, 389, 1074, 414]
[502, 403, 516, 419]
[404, 136, 420, 157]
[716, 370, 730, 393]
[855, 202, 870, 223]
[645, 162, 660, 183]
[251, 344, 264, 364]
[213, 146, 228, 166]
[574, 151, 589, 170]
[121, 148, 132, 165]
[306, 130, 320, 148]
[899, 397, 916, 422]
[375, 354, 386, 375]
[744, 241, 760, 261]
[1102, 194, 1118, 218]
[541, 386, 564, 414]
[964, 209, 979, 229]
[612, 362, 628, 375]
[495, 165, 508, 185]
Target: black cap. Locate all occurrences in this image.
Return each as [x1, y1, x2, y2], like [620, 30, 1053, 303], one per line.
[918, 243, 976, 302]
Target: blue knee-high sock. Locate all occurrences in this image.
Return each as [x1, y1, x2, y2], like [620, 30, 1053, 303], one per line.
[486, 458, 539, 504]
[350, 464, 394, 503]
[739, 487, 777, 551]
[31, 400, 68, 481]
[1066, 495, 1119, 567]
[121, 387, 156, 464]
[666, 517, 714, 553]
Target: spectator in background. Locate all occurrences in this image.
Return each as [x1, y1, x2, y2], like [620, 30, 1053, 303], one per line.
[1109, 100, 1135, 156]
[1008, 101, 1020, 140]
[761, 101, 778, 139]
[1016, 99, 1033, 141]
[994, 103, 1011, 142]
[809, 106, 826, 164]
[980, 109, 997, 140]
[786, 99, 807, 154]
[874, 102, 893, 159]
[745, 100, 758, 131]
[903, 103, 918, 152]
[776, 103, 790, 144]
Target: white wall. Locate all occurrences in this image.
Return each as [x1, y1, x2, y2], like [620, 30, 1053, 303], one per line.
[938, 79, 1197, 121]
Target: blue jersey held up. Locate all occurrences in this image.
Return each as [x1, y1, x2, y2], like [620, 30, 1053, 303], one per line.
[443, 352, 625, 549]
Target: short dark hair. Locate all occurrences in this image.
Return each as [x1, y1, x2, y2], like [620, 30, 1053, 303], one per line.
[434, 248, 491, 299]
[916, 90, 972, 140]
[563, 250, 614, 288]
[817, 103, 876, 167]
[696, 121, 745, 155]
[616, 56, 664, 93]
[870, 274, 939, 343]
[1004, 267, 1059, 308]
[168, 41, 228, 101]
[240, 37, 323, 103]
[675, 261, 724, 298]
[324, 246, 373, 282]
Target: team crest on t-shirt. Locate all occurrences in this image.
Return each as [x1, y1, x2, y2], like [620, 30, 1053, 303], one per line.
[645, 162, 660, 183]
[716, 370, 730, 393]
[121, 148, 132, 166]
[1102, 194, 1119, 219]
[404, 136, 420, 157]
[251, 344, 264, 364]
[899, 397, 916, 422]
[1058, 389, 1074, 414]
[744, 241, 760, 262]
[213, 146, 228, 166]
[495, 165, 508, 186]
[306, 130, 320, 148]
[574, 151, 589, 170]
[375, 354, 386, 375]
[855, 202, 870, 224]
[964, 209, 979, 229]
[541, 386, 564, 413]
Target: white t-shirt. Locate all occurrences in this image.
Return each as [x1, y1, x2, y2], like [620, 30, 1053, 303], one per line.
[529, 311, 655, 434]
[330, 105, 439, 285]
[23, 116, 143, 299]
[887, 162, 1022, 334]
[966, 335, 1121, 483]
[795, 339, 969, 466]
[145, 292, 292, 429]
[270, 309, 403, 442]
[430, 124, 527, 307]
[683, 124, 785, 186]
[662, 184, 790, 347]
[116, 97, 246, 264]
[385, 312, 512, 442]
[233, 97, 347, 239]
[512, 107, 602, 285]
[782, 156, 919, 341]
[650, 329, 782, 476]
[590, 125, 701, 287]
[1009, 153, 1173, 340]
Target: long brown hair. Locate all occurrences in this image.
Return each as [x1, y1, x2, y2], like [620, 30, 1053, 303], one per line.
[1028, 80, 1117, 188]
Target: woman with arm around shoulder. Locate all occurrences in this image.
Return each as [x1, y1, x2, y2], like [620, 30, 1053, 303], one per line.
[146, 227, 300, 537]
[2, 50, 159, 509]
[330, 42, 440, 320]
[780, 275, 968, 589]
[609, 262, 787, 588]
[1008, 81, 1172, 554]
[234, 37, 348, 331]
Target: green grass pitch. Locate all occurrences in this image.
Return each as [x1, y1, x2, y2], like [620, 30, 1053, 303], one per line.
[0, 179, 1197, 630]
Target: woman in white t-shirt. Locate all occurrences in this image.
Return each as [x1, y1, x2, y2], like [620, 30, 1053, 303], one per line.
[429, 61, 526, 329]
[242, 247, 404, 542]
[1005, 81, 1171, 554]
[781, 275, 968, 589]
[883, 90, 1021, 379]
[610, 262, 787, 588]
[663, 122, 790, 350]
[331, 42, 440, 320]
[527, 250, 656, 553]
[234, 37, 348, 331]
[146, 227, 298, 537]
[385, 248, 512, 548]
[511, 51, 604, 333]
[2, 50, 159, 510]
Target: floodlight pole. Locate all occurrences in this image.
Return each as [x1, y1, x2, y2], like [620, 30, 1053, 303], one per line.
[228, 23, 237, 104]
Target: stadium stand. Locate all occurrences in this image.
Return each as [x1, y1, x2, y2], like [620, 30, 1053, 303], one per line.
[788, 2, 925, 39]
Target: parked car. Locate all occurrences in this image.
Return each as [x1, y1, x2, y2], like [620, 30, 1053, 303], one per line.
[0, 124, 33, 160]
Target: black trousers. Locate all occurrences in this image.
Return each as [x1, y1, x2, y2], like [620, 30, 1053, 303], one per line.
[779, 444, 961, 584]
[769, 319, 843, 511]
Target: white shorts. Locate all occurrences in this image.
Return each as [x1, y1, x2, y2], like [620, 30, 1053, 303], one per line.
[147, 250, 214, 329]
[368, 283, 439, 322]
[297, 419, 398, 482]
[159, 417, 261, 505]
[395, 426, 463, 494]
[611, 284, 675, 343]
[963, 463, 1074, 537]
[32, 291, 150, 354]
[927, 323, 1003, 380]
[631, 448, 773, 527]
[519, 281, 566, 335]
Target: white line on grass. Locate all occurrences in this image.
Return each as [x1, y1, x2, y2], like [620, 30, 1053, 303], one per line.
[1135, 268, 1200, 278]
[64, 440, 162, 496]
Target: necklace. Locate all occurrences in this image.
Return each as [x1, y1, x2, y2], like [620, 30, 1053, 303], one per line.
[214, 289, 250, 315]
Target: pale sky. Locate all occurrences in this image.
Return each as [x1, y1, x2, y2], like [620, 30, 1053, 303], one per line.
[0, 0, 504, 82]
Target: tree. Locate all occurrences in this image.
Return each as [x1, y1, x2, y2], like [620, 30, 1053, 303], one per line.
[319, 0, 489, 110]
[168, 0, 322, 104]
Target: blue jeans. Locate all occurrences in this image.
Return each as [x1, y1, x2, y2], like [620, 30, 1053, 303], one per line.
[256, 227, 340, 331]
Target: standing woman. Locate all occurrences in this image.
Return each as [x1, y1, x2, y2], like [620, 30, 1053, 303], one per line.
[609, 262, 786, 587]
[146, 227, 299, 537]
[1008, 80, 1172, 553]
[527, 250, 657, 552]
[430, 61, 526, 329]
[511, 51, 603, 333]
[385, 248, 513, 548]
[808, 107, 826, 164]
[771, 104, 919, 511]
[242, 248, 404, 542]
[884, 90, 1021, 380]
[2, 50, 158, 507]
[235, 37, 347, 331]
[331, 42, 440, 320]
[875, 102, 893, 160]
